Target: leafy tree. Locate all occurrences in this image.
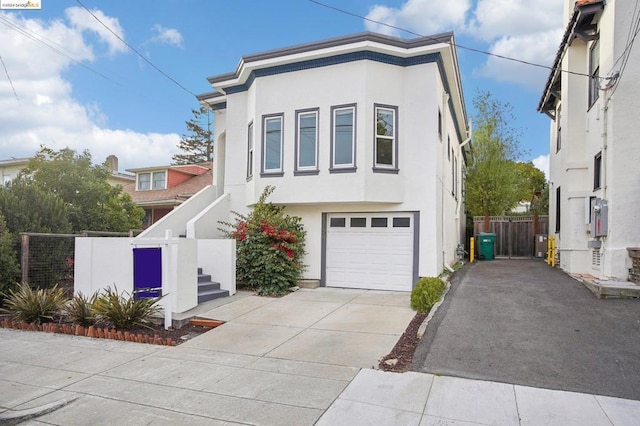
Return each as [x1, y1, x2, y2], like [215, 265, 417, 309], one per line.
[20, 146, 144, 232]
[0, 213, 20, 302]
[515, 162, 546, 204]
[172, 106, 213, 165]
[221, 186, 306, 296]
[465, 91, 527, 216]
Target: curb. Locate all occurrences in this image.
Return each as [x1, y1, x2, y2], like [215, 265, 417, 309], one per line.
[0, 397, 77, 425]
[416, 275, 451, 339]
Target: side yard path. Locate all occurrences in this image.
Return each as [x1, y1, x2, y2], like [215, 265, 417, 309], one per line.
[412, 259, 640, 401]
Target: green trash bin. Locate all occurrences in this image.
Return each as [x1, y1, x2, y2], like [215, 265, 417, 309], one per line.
[477, 233, 496, 261]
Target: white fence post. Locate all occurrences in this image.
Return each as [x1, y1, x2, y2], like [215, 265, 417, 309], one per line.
[163, 230, 173, 330]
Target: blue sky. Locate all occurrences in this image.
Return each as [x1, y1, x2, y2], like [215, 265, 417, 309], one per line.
[0, 0, 565, 175]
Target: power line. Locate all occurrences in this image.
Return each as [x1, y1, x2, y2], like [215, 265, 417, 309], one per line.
[307, 0, 596, 80]
[76, 0, 197, 97]
[0, 55, 19, 102]
[0, 15, 115, 83]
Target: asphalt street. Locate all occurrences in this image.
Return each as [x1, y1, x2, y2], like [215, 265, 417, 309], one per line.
[412, 259, 640, 400]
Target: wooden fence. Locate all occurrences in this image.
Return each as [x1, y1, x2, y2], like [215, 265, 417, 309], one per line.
[473, 215, 549, 258]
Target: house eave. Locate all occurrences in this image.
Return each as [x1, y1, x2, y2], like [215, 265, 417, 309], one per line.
[538, 0, 605, 114]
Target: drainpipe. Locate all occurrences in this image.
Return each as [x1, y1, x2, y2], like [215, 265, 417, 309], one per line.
[441, 91, 450, 270]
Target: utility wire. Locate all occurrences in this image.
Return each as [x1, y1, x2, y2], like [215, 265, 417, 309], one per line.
[308, 0, 600, 80]
[76, 0, 197, 97]
[0, 15, 114, 83]
[0, 55, 19, 102]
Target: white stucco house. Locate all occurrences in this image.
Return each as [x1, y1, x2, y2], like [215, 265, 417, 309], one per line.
[538, 0, 640, 280]
[75, 32, 469, 318]
[195, 32, 470, 291]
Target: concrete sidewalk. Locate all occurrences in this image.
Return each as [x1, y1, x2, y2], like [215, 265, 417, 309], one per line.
[2, 287, 640, 425]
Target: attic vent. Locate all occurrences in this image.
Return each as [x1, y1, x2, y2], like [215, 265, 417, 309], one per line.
[591, 249, 601, 267]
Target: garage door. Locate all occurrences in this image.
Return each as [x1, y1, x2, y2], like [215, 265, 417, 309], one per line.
[325, 213, 415, 291]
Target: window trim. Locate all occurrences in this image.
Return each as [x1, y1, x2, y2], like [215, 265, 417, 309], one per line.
[294, 108, 320, 176]
[593, 151, 602, 190]
[260, 113, 284, 177]
[330, 103, 357, 173]
[589, 38, 600, 108]
[373, 104, 399, 173]
[555, 186, 561, 233]
[556, 104, 562, 152]
[137, 171, 166, 191]
[246, 121, 254, 180]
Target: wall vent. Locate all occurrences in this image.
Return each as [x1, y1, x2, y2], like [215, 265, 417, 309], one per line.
[592, 249, 601, 267]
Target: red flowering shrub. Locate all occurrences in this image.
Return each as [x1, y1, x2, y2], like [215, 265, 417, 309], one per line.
[220, 186, 306, 296]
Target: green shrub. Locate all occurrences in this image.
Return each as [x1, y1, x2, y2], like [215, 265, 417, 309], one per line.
[410, 277, 446, 313]
[1, 282, 67, 323]
[220, 186, 306, 296]
[0, 215, 19, 303]
[93, 286, 162, 330]
[63, 291, 98, 327]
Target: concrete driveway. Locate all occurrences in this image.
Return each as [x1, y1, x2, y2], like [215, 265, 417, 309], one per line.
[0, 288, 414, 425]
[412, 259, 640, 400]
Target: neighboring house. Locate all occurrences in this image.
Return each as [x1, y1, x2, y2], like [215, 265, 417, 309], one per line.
[0, 157, 30, 185]
[104, 154, 135, 187]
[123, 162, 213, 228]
[193, 32, 470, 291]
[538, 0, 640, 279]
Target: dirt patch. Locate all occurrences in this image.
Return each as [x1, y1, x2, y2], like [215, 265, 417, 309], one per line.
[378, 311, 427, 372]
[0, 318, 212, 346]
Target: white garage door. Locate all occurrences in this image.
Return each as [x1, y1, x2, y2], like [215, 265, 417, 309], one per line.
[325, 213, 415, 291]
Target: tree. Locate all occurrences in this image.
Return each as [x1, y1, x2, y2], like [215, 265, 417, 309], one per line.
[19, 146, 144, 232]
[514, 162, 547, 208]
[172, 106, 213, 165]
[465, 91, 527, 216]
[0, 213, 20, 301]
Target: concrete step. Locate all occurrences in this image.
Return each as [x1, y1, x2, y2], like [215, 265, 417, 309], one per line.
[198, 273, 213, 283]
[198, 281, 221, 292]
[198, 288, 229, 304]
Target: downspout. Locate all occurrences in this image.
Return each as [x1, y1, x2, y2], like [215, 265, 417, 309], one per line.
[441, 92, 450, 270]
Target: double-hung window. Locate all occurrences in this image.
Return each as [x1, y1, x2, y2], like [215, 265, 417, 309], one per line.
[374, 104, 398, 172]
[247, 122, 254, 179]
[261, 114, 284, 176]
[589, 39, 600, 107]
[330, 104, 356, 172]
[137, 171, 166, 190]
[295, 109, 319, 174]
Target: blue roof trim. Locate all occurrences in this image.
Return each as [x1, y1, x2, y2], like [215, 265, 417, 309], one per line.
[213, 49, 466, 144]
[209, 101, 227, 111]
[224, 51, 440, 95]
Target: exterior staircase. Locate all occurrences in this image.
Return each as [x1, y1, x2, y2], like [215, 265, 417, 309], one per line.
[197, 267, 228, 303]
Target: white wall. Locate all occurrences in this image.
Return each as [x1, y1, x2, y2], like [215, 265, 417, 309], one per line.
[138, 185, 217, 239]
[197, 239, 237, 295]
[74, 236, 200, 314]
[186, 192, 231, 238]
[216, 56, 465, 280]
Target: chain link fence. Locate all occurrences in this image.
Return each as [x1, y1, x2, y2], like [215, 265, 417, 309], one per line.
[20, 231, 140, 294]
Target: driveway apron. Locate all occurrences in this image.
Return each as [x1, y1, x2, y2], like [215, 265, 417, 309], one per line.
[412, 259, 640, 400]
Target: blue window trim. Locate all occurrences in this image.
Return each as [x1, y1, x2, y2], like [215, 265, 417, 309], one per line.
[213, 51, 463, 144]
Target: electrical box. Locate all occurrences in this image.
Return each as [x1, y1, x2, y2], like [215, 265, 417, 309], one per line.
[535, 234, 548, 258]
[591, 198, 608, 237]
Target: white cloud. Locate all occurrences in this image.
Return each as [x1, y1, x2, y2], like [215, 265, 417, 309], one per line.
[468, 0, 563, 42]
[474, 29, 563, 90]
[363, 0, 565, 89]
[65, 6, 127, 55]
[149, 24, 183, 48]
[532, 154, 550, 180]
[365, 0, 472, 37]
[0, 10, 179, 170]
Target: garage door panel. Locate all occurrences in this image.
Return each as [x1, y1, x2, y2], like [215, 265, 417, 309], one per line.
[326, 213, 414, 291]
